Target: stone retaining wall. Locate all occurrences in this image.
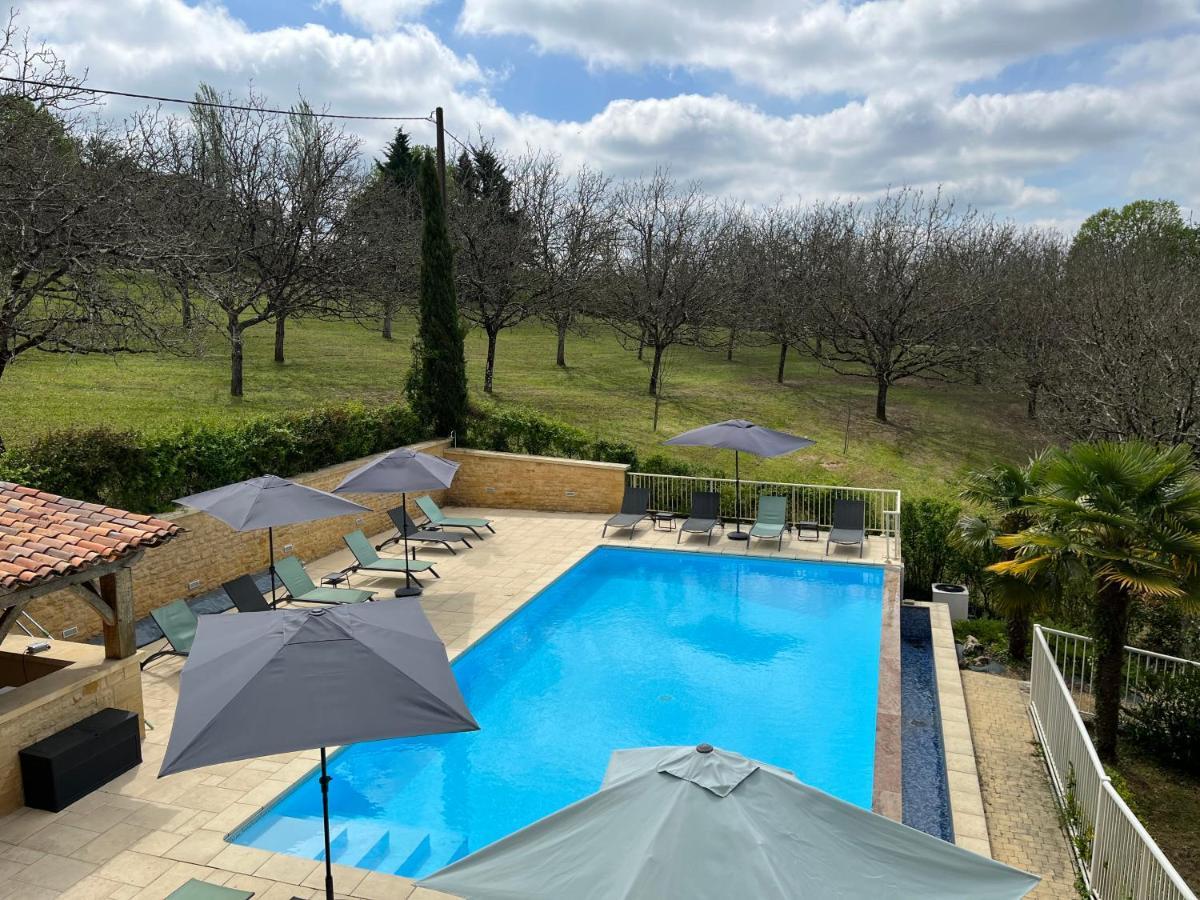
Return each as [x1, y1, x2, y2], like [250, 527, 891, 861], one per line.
[443, 447, 627, 513]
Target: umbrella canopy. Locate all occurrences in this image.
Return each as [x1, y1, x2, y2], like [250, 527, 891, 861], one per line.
[663, 418, 814, 456]
[160, 601, 478, 900]
[160, 602, 478, 774]
[420, 744, 1039, 900]
[333, 447, 460, 494]
[177, 474, 370, 531]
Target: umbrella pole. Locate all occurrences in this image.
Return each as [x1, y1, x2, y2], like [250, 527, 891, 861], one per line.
[320, 747, 334, 900]
[729, 450, 749, 540]
[268, 527, 277, 608]
[395, 492, 422, 598]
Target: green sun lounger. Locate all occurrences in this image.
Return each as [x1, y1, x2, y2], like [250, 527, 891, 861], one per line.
[748, 495, 788, 551]
[141, 599, 199, 669]
[416, 495, 495, 538]
[344, 530, 439, 585]
[166, 878, 253, 899]
[275, 555, 374, 605]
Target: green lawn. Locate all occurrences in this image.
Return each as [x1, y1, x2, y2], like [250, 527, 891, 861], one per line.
[1116, 746, 1200, 889]
[0, 316, 1045, 498]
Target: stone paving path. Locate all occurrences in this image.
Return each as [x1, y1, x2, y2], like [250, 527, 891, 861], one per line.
[963, 671, 1080, 899]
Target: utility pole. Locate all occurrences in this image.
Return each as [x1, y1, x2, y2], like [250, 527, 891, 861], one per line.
[435, 106, 447, 210]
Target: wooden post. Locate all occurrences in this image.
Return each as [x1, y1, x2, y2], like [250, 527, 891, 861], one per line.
[99, 569, 136, 660]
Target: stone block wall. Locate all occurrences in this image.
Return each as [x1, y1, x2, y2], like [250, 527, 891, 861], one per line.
[443, 448, 628, 513]
[25, 440, 451, 641]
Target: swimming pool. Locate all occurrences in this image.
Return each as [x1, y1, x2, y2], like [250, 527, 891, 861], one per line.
[233, 546, 885, 878]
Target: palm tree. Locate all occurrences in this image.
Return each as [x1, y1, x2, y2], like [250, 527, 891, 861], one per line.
[990, 441, 1200, 762]
[955, 456, 1051, 661]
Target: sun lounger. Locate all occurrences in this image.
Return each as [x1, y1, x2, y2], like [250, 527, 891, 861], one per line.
[416, 495, 495, 538]
[379, 507, 472, 554]
[345, 530, 439, 584]
[166, 878, 254, 899]
[222, 575, 274, 613]
[141, 599, 199, 669]
[275, 555, 375, 605]
[678, 491, 721, 544]
[748, 495, 788, 551]
[603, 486, 650, 538]
[826, 499, 867, 558]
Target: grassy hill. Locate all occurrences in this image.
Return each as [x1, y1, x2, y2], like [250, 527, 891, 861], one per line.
[0, 317, 1046, 498]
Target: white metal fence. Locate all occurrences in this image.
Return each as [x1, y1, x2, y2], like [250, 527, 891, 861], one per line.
[1029, 624, 1196, 899]
[625, 472, 901, 558]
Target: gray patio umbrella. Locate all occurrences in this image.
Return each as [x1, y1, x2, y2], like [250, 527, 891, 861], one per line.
[420, 744, 1039, 900]
[176, 475, 370, 603]
[160, 601, 478, 900]
[333, 448, 460, 598]
[663, 419, 814, 539]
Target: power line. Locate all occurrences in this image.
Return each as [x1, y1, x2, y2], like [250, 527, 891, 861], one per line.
[0, 75, 437, 123]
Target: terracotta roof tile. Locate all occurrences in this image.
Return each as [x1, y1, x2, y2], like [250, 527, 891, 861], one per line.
[0, 481, 180, 595]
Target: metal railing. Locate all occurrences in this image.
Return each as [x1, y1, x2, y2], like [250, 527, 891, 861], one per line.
[1029, 625, 1195, 899]
[625, 472, 902, 559]
[1041, 626, 1200, 710]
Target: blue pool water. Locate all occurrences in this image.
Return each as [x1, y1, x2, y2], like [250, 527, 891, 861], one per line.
[900, 605, 954, 841]
[233, 547, 885, 878]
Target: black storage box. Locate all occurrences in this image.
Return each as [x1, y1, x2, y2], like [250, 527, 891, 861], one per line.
[19, 708, 142, 812]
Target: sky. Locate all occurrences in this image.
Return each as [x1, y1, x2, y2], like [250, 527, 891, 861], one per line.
[14, 0, 1200, 229]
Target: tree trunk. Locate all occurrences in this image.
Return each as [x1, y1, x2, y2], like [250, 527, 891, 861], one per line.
[229, 319, 245, 398]
[874, 376, 890, 422]
[648, 343, 665, 396]
[637, 333, 645, 361]
[180, 279, 191, 329]
[382, 302, 393, 341]
[556, 321, 567, 367]
[274, 314, 287, 364]
[1006, 612, 1030, 661]
[1026, 382, 1040, 420]
[484, 328, 498, 394]
[777, 343, 788, 383]
[726, 327, 736, 361]
[1092, 581, 1132, 763]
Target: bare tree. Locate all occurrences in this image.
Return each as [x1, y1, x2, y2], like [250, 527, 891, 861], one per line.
[802, 190, 997, 422]
[0, 14, 175, 450]
[516, 153, 614, 368]
[156, 85, 360, 396]
[599, 170, 727, 396]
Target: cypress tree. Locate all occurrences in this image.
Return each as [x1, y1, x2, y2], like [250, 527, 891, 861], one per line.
[405, 153, 468, 437]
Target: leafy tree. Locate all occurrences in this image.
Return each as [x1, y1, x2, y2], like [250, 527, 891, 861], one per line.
[405, 153, 468, 437]
[990, 441, 1200, 761]
[956, 456, 1051, 660]
[1073, 199, 1199, 257]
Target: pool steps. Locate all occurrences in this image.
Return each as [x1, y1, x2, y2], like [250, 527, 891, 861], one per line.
[250, 814, 469, 874]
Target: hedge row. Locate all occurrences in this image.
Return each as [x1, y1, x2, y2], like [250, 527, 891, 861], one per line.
[0, 402, 696, 515]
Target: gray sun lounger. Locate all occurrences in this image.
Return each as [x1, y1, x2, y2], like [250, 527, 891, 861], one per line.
[678, 490, 721, 544]
[223, 575, 274, 613]
[748, 495, 788, 551]
[826, 499, 867, 558]
[416, 495, 495, 538]
[345, 530, 439, 584]
[142, 599, 199, 669]
[275, 555, 375, 605]
[166, 878, 254, 899]
[379, 507, 472, 554]
[603, 486, 650, 538]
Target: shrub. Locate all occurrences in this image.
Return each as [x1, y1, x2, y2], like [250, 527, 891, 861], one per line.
[463, 406, 638, 467]
[952, 617, 1009, 656]
[1124, 668, 1200, 774]
[900, 496, 977, 601]
[0, 402, 425, 514]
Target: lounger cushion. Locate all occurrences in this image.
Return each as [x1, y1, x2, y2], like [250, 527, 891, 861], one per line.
[606, 513, 645, 527]
[294, 587, 373, 605]
[749, 523, 784, 538]
[359, 557, 435, 573]
[166, 878, 254, 899]
[681, 517, 717, 533]
[417, 496, 493, 529]
[828, 528, 863, 545]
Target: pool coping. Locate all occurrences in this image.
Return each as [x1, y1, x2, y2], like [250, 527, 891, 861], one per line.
[906, 599, 992, 858]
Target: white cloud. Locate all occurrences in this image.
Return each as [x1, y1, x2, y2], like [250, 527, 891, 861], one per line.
[14, 0, 1200, 221]
[459, 0, 1199, 97]
[321, 0, 436, 33]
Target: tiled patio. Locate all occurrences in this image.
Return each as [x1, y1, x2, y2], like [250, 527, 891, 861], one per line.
[0, 508, 974, 898]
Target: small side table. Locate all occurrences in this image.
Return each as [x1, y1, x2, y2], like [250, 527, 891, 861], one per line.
[320, 571, 350, 588]
[652, 512, 677, 532]
[795, 521, 821, 542]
